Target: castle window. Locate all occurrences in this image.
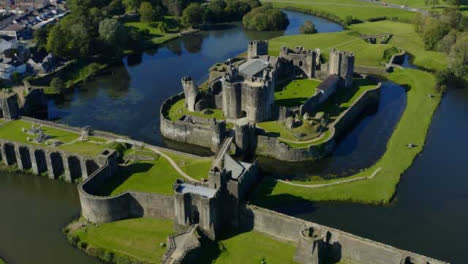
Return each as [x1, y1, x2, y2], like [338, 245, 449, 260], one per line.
[299, 61, 303, 67]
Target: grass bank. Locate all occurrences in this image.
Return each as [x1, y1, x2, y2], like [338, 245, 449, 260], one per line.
[197, 231, 298, 264]
[167, 97, 225, 121]
[65, 218, 173, 264]
[264, 0, 416, 23]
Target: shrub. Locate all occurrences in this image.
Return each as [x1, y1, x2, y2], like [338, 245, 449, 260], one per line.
[50, 77, 65, 93]
[299, 20, 317, 34]
[383, 46, 400, 61]
[242, 5, 289, 31]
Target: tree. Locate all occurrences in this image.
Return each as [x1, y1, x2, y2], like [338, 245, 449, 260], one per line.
[105, 0, 126, 16]
[300, 20, 317, 34]
[50, 77, 65, 93]
[123, 0, 140, 12]
[182, 3, 203, 27]
[139, 2, 155, 22]
[99, 18, 128, 52]
[242, 5, 289, 31]
[425, 0, 439, 8]
[33, 26, 50, 51]
[46, 16, 92, 58]
[422, 17, 450, 50]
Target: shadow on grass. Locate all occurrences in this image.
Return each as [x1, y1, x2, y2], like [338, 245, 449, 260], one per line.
[95, 162, 154, 196]
[275, 97, 310, 107]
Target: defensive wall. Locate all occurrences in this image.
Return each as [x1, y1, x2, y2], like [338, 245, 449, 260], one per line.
[78, 158, 175, 223]
[255, 82, 381, 162]
[160, 93, 226, 152]
[241, 205, 448, 264]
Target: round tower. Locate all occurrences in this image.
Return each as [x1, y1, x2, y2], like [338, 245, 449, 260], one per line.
[248, 40, 269, 59]
[181, 76, 198, 112]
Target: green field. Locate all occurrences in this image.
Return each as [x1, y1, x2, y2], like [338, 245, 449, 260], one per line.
[163, 151, 213, 181]
[275, 79, 320, 107]
[198, 231, 298, 264]
[98, 150, 212, 196]
[69, 218, 173, 263]
[0, 119, 108, 156]
[265, 0, 416, 22]
[167, 97, 225, 121]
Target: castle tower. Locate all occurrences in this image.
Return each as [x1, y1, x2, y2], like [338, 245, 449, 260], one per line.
[181, 76, 198, 112]
[247, 40, 268, 59]
[328, 49, 355, 88]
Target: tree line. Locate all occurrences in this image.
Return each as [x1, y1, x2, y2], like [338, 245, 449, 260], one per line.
[413, 5, 468, 85]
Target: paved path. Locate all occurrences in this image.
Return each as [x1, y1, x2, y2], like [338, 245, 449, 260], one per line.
[277, 167, 382, 188]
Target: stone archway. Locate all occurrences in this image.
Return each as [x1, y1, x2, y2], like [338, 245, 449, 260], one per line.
[4, 143, 16, 165]
[68, 156, 82, 181]
[190, 205, 200, 225]
[50, 152, 64, 179]
[19, 146, 32, 169]
[34, 149, 47, 173]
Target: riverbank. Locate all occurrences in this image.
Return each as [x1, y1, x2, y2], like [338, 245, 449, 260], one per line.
[252, 18, 445, 207]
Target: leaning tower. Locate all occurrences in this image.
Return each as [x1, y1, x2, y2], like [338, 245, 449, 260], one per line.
[181, 76, 198, 112]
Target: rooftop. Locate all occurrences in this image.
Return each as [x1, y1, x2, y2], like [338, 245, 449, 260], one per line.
[224, 154, 252, 180]
[239, 58, 269, 77]
[176, 183, 217, 198]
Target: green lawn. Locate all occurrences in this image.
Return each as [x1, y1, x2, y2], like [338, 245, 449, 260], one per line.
[0, 119, 108, 157]
[167, 97, 225, 121]
[163, 151, 213, 181]
[98, 150, 212, 196]
[198, 231, 298, 264]
[124, 17, 181, 47]
[253, 68, 441, 207]
[265, 0, 416, 22]
[269, 30, 388, 67]
[275, 79, 320, 107]
[70, 218, 173, 264]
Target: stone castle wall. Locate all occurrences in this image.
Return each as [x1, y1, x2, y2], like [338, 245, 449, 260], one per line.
[160, 93, 225, 151]
[241, 205, 448, 264]
[255, 83, 381, 162]
[79, 161, 175, 223]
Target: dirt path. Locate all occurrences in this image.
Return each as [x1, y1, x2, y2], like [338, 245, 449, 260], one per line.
[277, 167, 382, 188]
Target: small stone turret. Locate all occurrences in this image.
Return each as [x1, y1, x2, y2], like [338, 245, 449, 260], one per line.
[248, 40, 268, 59]
[328, 49, 355, 88]
[181, 76, 198, 112]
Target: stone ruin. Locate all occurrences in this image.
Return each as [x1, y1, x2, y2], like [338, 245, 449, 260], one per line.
[24, 124, 50, 143]
[80, 126, 93, 141]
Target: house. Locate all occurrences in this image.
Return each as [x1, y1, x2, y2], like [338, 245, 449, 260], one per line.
[28, 51, 56, 73]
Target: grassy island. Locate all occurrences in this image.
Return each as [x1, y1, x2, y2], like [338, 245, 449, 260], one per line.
[252, 18, 445, 206]
[168, 98, 225, 121]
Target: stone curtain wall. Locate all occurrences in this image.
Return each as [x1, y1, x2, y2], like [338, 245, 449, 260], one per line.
[255, 83, 381, 162]
[160, 93, 224, 150]
[241, 205, 448, 264]
[79, 162, 175, 223]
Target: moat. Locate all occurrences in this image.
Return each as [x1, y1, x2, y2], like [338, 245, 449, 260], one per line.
[0, 10, 467, 264]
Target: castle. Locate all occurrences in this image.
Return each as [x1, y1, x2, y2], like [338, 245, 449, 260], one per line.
[181, 40, 354, 124]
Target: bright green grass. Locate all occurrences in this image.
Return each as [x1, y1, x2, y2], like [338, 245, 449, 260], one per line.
[269, 30, 388, 67]
[0, 257, 5, 264]
[98, 150, 211, 195]
[0, 120, 107, 156]
[71, 218, 173, 263]
[275, 79, 320, 107]
[167, 97, 225, 121]
[253, 68, 441, 207]
[99, 156, 181, 196]
[163, 151, 213, 181]
[199, 231, 298, 264]
[349, 21, 448, 71]
[124, 18, 181, 46]
[265, 0, 416, 22]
